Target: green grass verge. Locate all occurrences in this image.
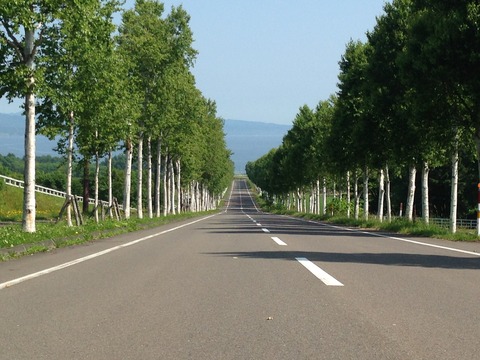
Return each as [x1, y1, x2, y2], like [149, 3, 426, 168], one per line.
[0, 211, 217, 261]
[247, 184, 479, 242]
[0, 179, 229, 261]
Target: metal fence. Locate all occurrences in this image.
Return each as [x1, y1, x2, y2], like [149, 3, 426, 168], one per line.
[430, 217, 476, 230]
[0, 174, 122, 210]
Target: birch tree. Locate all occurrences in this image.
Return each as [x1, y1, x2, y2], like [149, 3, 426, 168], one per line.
[37, 0, 122, 224]
[331, 40, 371, 219]
[402, 0, 480, 231]
[118, 1, 197, 219]
[0, 1, 96, 232]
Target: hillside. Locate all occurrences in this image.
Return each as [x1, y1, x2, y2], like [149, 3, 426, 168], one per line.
[0, 113, 290, 174]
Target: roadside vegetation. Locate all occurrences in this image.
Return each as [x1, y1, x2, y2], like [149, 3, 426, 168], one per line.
[0, 182, 220, 261]
[0, 1, 233, 233]
[249, 182, 479, 243]
[246, 1, 480, 237]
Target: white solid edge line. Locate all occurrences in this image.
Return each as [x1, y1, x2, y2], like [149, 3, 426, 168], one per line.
[0, 214, 218, 291]
[271, 236, 287, 246]
[365, 231, 480, 257]
[296, 257, 344, 286]
[286, 215, 480, 258]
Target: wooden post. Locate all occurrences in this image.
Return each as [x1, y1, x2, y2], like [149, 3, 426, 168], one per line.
[56, 197, 72, 224]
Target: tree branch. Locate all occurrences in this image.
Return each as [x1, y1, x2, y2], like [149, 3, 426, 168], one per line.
[0, 19, 24, 61]
[31, 22, 45, 59]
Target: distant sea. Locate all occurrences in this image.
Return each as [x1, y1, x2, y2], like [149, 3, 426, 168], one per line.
[0, 113, 291, 174]
[223, 119, 290, 173]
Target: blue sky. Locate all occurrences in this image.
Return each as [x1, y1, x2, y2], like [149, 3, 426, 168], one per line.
[0, 0, 386, 125]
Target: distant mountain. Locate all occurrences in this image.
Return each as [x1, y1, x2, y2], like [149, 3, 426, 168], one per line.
[0, 112, 57, 157]
[224, 119, 290, 173]
[0, 113, 291, 174]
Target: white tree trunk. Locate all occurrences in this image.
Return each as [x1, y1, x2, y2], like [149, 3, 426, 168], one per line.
[108, 151, 113, 219]
[322, 178, 327, 215]
[169, 158, 176, 215]
[363, 165, 369, 221]
[311, 182, 315, 214]
[354, 172, 360, 220]
[176, 159, 181, 213]
[204, 186, 208, 211]
[303, 190, 307, 213]
[346, 171, 351, 218]
[405, 164, 417, 221]
[146, 136, 153, 219]
[94, 152, 100, 223]
[163, 152, 168, 216]
[189, 182, 194, 212]
[422, 161, 430, 224]
[22, 29, 36, 233]
[155, 139, 162, 217]
[385, 165, 392, 222]
[377, 168, 385, 222]
[197, 182, 202, 211]
[137, 134, 143, 219]
[123, 139, 133, 219]
[195, 181, 200, 212]
[450, 148, 459, 233]
[66, 112, 74, 227]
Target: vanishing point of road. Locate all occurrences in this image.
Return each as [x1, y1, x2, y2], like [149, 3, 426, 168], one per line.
[1, 179, 480, 359]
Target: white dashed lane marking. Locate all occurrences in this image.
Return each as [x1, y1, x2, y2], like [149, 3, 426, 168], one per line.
[296, 257, 344, 286]
[243, 213, 344, 286]
[271, 237, 287, 246]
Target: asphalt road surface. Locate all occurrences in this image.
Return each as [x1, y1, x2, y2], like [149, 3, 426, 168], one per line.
[1, 179, 480, 359]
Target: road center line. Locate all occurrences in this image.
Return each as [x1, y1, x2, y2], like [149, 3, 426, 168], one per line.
[296, 257, 344, 286]
[0, 214, 218, 291]
[271, 236, 287, 246]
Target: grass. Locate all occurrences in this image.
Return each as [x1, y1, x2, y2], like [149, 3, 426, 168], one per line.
[0, 183, 219, 261]
[253, 191, 480, 242]
[0, 211, 217, 261]
[0, 184, 64, 221]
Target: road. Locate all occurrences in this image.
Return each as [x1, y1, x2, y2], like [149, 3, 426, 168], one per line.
[1, 179, 480, 359]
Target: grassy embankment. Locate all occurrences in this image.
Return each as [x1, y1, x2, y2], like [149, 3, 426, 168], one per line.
[0, 183, 217, 260]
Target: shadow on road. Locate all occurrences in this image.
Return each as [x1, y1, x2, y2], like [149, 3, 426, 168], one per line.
[204, 250, 480, 270]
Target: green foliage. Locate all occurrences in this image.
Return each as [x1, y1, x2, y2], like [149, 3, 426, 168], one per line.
[0, 153, 24, 176]
[327, 197, 351, 216]
[247, 0, 480, 229]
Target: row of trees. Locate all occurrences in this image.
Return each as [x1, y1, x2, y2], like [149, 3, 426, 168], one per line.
[246, 0, 480, 233]
[0, 0, 233, 232]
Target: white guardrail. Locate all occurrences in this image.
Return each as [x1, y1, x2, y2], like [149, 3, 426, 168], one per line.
[0, 174, 121, 209]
